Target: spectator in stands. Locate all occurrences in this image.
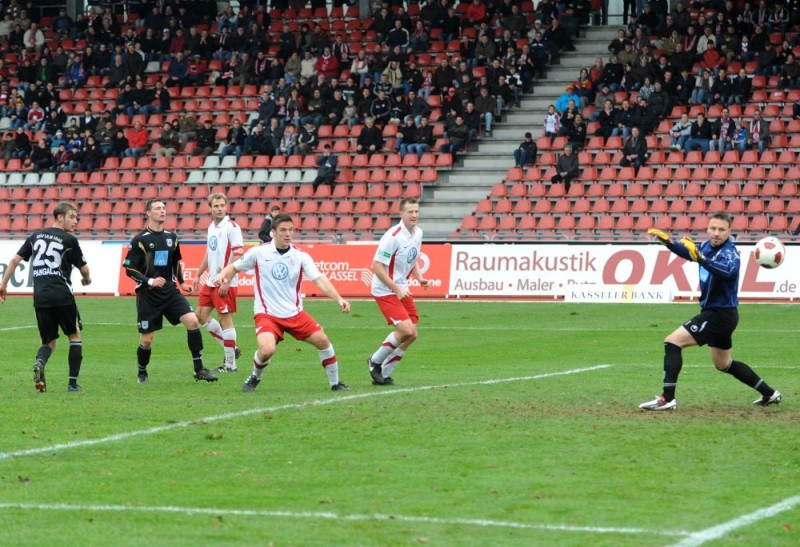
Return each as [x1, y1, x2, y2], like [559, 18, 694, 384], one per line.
[747, 109, 770, 155]
[300, 49, 318, 80]
[473, 86, 495, 137]
[63, 53, 87, 89]
[730, 68, 752, 105]
[124, 120, 148, 159]
[440, 114, 469, 161]
[620, 126, 648, 172]
[312, 144, 338, 192]
[432, 57, 457, 96]
[670, 113, 693, 150]
[296, 121, 318, 158]
[513, 132, 538, 167]
[243, 121, 270, 156]
[567, 113, 587, 150]
[166, 52, 189, 89]
[52, 143, 70, 171]
[491, 75, 514, 121]
[551, 143, 580, 192]
[25, 100, 44, 131]
[105, 54, 127, 89]
[684, 112, 713, 154]
[349, 50, 369, 86]
[29, 138, 52, 173]
[356, 117, 384, 157]
[555, 85, 580, 114]
[466, 0, 488, 27]
[49, 130, 67, 152]
[572, 69, 593, 108]
[12, 126, 31, 159]
[95, 120, 116, 157]
[0, 132, 14, 162]
[632, 96, 657, 136]
[79, 135, 103, 173]
[219, 119, 247, 162]
[594, 99, 617, 140]
[711, 107, 736, 153]
[22, 22, 44, 52]
[709, 68, 734, 106]
[53, 7, 74, 38]
[194, 119, 217, 158]
[277, 124, 297, 156]
[731, 119, 748, 155]
[370, 89, 392, 128]
[778, 54, 800, 90]
[396, 117, 418, 161]
[124, 43, 145, 82]
[793, 101, 800, 120]
[156, 122, 181, 159]
[543, 104, 561, 140]
[690, 68, 713, 105]
[700, 41, 726, 74]
[233, 52, 253, 87]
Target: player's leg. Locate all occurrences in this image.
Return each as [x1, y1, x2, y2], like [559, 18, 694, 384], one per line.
[303, 319, 348, 391]
[137, 331, 155, 383]
[712, 347, 781, 406]
[381, 297, 420, 381]
[369, 296, 415, 384]
[197, 285, 226, 350]
[178, 311, 218, 382]
[33, 307, 59, 393]
[640, 322, 697, 410]
[135, 292, 161, 383]
[57, 303, 84, 392]
[215, 311, 238, 371]
[243, 317, 279, 392]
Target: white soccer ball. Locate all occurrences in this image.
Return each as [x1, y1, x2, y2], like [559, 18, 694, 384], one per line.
[754, 236, 786, 269]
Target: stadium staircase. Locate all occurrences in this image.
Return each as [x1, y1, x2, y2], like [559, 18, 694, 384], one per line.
[424, 25, 619, 238]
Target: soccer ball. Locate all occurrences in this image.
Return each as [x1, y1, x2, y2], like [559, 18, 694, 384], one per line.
[754, 237, 786, 269]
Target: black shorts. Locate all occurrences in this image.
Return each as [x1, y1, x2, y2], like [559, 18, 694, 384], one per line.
[136, 288, 193, 333]
[682, 308, 739, 350]
[35, 304, 82, 345]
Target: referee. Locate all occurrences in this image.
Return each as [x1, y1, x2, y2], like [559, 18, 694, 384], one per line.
[123, 199, 218, 384]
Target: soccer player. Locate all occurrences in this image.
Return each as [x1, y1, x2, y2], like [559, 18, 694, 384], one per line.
[367, 197, 429, 386]
[192, 193, 244, 373]
[640, 213, 782, 410]
[123, 199, 218, 384]
[0, 202, 91, 392]
[212, 214, 350, 392]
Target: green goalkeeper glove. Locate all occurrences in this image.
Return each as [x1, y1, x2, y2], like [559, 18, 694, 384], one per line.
[647, 228, 671, 245]
[680, 237, 705, 262]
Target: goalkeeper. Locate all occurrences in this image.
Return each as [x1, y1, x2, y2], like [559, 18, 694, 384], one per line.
[639, 212, 782, 411]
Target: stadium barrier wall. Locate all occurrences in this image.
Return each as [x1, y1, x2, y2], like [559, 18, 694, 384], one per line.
[1, 241, 796, 301]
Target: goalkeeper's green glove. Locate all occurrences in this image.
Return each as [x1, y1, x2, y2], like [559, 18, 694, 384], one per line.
[680, 237, 705, 262]
[647, 228, 671, 245]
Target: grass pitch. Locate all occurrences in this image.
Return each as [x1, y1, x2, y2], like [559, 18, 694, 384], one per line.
[0, 297, 798, 546]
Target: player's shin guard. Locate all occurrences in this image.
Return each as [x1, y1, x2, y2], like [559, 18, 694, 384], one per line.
[36, 344, 53, 366]
[187, 329, 204, 372]
[318, 345, 339, 386]
[371, 332, 399, 364]
[68, 341, 82, 384]
[202, 318, 225, 347]
[382, 348, 405, 378]
[662, 342, 683, 402]
[253, 351, 270, 379]
[722, 360, 774, 396]
[137, 344, 152, 373]
[222, 328, 237, 365]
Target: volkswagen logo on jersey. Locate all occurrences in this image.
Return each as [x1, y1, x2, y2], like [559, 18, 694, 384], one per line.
[406, 246, 418, 264]
[208, 235, 218, 251]
[272, 262, 289, 280]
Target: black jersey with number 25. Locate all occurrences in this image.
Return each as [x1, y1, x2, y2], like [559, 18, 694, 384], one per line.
[16, 227, 87, 308]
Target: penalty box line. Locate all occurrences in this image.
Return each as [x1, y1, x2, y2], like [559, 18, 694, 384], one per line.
[669, 494, 800, 547]
[0, 365, 611, 462]
[0, 501, 688, 538]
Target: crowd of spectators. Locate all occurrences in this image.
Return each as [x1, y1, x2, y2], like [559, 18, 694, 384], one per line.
[524, 0, 800, 180]
[0, 0, 592, 175]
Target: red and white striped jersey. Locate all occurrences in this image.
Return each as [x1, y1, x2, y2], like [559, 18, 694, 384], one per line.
[234, 243, 322, 318]
[371, 221, 423, 297]
[204, 216, 244, 287]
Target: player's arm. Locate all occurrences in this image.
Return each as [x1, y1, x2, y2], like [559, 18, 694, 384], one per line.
[410, 262, 429, 289]
[698, 247, 739, 278]
[79, 264, 91, 286]
[172, 240, 191, 292]
[0, 254, 24, 302]
[212, 247, 255, 286]
[312, 275, 350, 313]
[124, 241, 164, 288]
[647, 228, 694, 261]
[372, 260, 409, 299]
[192, 252, 209, 293]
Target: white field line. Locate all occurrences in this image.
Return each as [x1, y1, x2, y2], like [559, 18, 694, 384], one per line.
[0, 365, 611, 462]
[0, 501, 690, 538]
[670, 495, 800, 547]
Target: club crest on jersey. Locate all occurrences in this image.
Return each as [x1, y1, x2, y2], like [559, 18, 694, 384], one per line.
[272, 262, 289, 280]
[166, 238, 173, 247]
[406, 247, 418, 263]
[208, 235, 218, 251]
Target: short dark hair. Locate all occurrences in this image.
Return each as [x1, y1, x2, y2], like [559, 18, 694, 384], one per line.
[53, 201, 77, 220]
[145, 199, 165, 212]
[399, 197, 419, 211]
[271, 213, 294, 229]
[710, 211, 732, 227]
